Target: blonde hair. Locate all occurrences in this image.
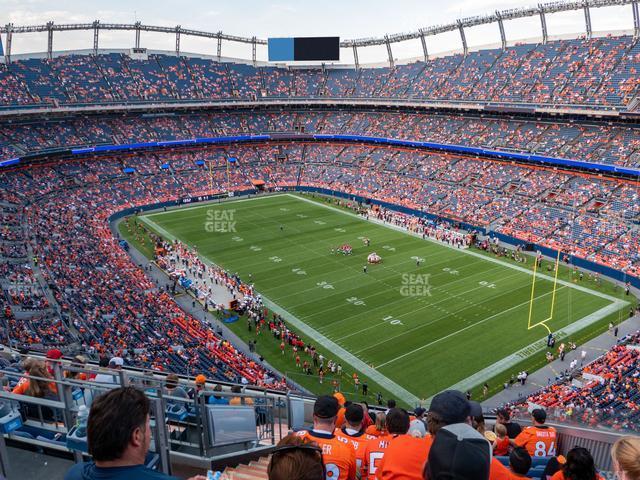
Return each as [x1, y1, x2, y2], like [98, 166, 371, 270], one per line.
[495, 423, 507, 438]
[375, 412, 387, 432]
[612, 437, 640, 480]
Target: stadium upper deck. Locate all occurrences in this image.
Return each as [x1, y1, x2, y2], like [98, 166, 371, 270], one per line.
[0, 32, 639, 110]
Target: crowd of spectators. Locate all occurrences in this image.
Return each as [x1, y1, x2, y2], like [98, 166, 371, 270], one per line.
[4, 110, 640, 169]
[510, 331, 640, 432]
[0, 157, 292, 390]
[1, 35, 640, 109]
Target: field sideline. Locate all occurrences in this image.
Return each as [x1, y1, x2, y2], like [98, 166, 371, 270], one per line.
[135, 193, 631, 404]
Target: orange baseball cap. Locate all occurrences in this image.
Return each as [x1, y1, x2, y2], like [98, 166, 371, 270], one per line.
[195, 374, 206, 385]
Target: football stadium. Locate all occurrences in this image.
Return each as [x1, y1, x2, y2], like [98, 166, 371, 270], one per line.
[0, 0, 639, 478]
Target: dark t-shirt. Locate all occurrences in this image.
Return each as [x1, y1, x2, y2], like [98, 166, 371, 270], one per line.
[504, 421, 522, 439]
[64, 462, 180, 480]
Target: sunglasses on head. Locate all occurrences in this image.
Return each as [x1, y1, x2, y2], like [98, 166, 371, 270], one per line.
[272, 444, 323, 456]
[270, 443, 326, 477]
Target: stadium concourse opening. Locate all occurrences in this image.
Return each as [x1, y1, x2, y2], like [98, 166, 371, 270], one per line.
[1, 0, 640, 479]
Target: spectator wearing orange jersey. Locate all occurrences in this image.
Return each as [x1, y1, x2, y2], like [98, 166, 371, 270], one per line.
[365, 412, 387, 437]
[334, 392, 347, 428]
[296, 395, 356, 480]
[335, 403, 376, 477]
[64, 355, 89, 381]
[375, 408, 430, 480]
[492, 423, 510, 456]
[11, 357, 39, 395]
[12, 358, 59, 396]
[512, 409, 557, 458]
[362, 424, 394, 480]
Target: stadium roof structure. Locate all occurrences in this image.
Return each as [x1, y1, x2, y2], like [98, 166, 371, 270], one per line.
[2, 0, 639, 67]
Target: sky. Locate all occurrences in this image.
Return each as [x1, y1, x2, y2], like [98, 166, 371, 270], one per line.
[1, 0, 636, 64]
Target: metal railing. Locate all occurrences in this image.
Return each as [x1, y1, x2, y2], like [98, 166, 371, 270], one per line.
[0, 354, 317, 476]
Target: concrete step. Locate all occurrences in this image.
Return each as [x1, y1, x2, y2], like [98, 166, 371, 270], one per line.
[222, 456, 270, 480]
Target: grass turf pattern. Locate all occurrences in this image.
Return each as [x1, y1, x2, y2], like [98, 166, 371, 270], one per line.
[137, 193, 631, 402]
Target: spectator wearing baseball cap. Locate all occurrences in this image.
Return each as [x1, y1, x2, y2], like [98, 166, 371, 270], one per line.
[45, 348, 64, 375]
[424, 422, 492, 480]
[335, 404, 374, 478]
[426, 390, 512, 480]
[296, 396, 356, 480]
[469, 400, 486, 435]
[427, 390, 471, 434]
[46, 348, 63, 360]
[342, 403, 364, 433]
[93, 357, 125, 386]
[109, 357, 124, 368]
[191, 374, 207, 399]
[65, 355, 89, 381]
[512, 408, 557, 458]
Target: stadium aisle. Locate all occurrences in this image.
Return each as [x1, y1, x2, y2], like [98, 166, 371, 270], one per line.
[485, 310, 640, 408]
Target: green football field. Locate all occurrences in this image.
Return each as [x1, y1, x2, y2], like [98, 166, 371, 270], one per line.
[136, 193, 631, 405]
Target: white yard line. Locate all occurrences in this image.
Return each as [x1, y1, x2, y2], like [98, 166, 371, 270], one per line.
[139, 217, 178, 242]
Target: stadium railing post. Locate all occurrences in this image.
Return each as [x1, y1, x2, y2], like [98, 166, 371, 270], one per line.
[198, 392, 209, 457]
[53, 361, 84, 464]
[150, 396, 173, 475]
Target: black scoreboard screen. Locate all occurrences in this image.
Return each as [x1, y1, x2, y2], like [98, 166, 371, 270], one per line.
[268, 37, 339, 62]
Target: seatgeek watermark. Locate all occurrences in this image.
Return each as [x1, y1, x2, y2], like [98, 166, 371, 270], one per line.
[205, 209, 237, 233]
[400, 273, 432, 297]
